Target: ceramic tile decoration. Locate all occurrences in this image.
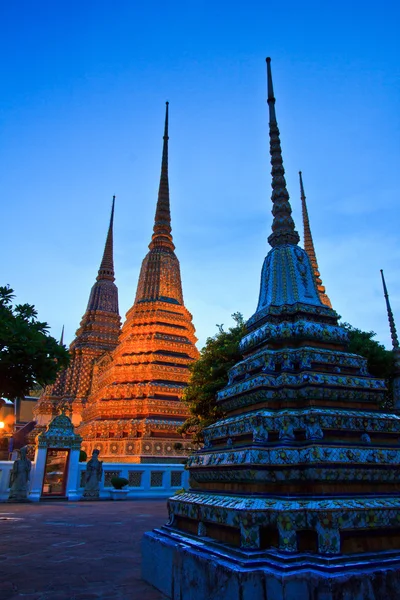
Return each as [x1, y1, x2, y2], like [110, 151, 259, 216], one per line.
[142, 59, 400, 600]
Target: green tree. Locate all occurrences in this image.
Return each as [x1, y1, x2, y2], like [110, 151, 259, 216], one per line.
[0, 286, 70, 400]
[180, 315, 395, 442]
[179, 313, 246, 444]
[341, 322, 394, 408]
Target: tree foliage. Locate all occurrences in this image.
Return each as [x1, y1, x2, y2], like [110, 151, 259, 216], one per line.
[341, 322, 394, 407]
[180, 314, 395, 442]
[179, 313, 246, 444]
[0, 285, 70, 400]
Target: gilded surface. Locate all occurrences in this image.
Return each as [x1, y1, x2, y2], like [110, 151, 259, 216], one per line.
[77, 103, 199, 462]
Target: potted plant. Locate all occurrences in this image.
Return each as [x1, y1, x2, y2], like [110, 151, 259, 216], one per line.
[173, 442, 184, 453]
[109, 476, 129, 500]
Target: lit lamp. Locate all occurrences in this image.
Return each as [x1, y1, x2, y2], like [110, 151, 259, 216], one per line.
[0, 422, 4, 430]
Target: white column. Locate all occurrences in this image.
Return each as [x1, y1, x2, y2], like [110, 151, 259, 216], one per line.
[29, 447, 47, 502]
[66, 448, 81, 501]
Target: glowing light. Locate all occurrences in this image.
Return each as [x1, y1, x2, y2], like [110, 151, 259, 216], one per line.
[0, 422, 4, 429]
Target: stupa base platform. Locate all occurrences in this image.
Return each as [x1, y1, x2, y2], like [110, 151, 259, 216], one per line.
[142, 527, 400, 600]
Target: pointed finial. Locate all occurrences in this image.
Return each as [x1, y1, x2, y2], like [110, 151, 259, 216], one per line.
[381, 269, 400, 410]
[299, 171, 332, 308]
[266, 58, 300, 248]
[164, 101, 169, 138]
[299, 170, 305, 197]
[149, 102, 175, 251]
[97, 196, 115, 282]
[59, 325, 65, 346]
[380, 270, 400, 350]
[266, 57, 276, 123]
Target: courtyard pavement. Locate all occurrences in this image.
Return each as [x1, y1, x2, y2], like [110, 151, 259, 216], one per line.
[0, 500, 169, 600]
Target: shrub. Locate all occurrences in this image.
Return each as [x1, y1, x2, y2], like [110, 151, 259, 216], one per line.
[111, 476, 129, 490]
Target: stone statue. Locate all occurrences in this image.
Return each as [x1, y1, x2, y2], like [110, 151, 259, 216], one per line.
[8, 446, 32, 502]
[83, 449, 103, 499]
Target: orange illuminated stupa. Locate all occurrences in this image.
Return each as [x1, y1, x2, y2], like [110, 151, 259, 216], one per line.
[299, 171, 331, 308]
[33, 198, 121, 433]
[78, 103, 199, 463]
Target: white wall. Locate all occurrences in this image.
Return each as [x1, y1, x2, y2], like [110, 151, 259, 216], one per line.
[77, 462, 189, 499]
[0, 460, 189, 501]
[0, 461, 13, 501]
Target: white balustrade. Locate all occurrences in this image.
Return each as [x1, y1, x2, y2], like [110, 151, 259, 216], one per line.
[0, 459, 189, 501]
[0, 461, 13, 501]
[77, 462, 189, 499]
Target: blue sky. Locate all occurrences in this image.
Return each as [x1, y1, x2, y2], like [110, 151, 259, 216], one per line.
[1, 1, 399, 350]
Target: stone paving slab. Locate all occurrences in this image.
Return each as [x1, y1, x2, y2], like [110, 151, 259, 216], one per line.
[0, 500, 169, 600]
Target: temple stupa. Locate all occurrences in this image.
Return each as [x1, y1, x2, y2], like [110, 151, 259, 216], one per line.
[143, 59, 400, 600]
[78, 103, 199, 463]
[33, 198, 121, 434]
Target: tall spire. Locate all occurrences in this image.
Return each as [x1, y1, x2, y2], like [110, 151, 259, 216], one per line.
[299, 171, 332, 308]
[97, 196, 115, 282]
[266, 57, 300, 248]
[380, 269, 400, 410]
[380, 270, 400, 350]
[150, 102, 175, 251]
[59, 325, 65, 346]
[135, 102, 183, 305]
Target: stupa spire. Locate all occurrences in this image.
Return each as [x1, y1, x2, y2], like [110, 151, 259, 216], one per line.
[381, 270, 400, 350]
[380, 269, 400, 410]
[266, 57, 300, 248]
[97, 196, 115, 282]
[299, 171, 332, 308]
[134, 102, 183, 306]
[150, 102, 175, 251]
[34, 195, 121, 434]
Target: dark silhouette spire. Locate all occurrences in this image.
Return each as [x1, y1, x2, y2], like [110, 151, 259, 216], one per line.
[150, 102, 175, 251]
[266, 58, 300, 248]
[380, 269, 400, 410]
[86, 196, 119, 314]
[381, 270, 400, 351]
[59, 325, 65, 346]
[299, 171, 332, 308]
[97, 196, 115, 282]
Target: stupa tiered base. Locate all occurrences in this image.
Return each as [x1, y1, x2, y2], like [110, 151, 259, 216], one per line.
[143, 402, 400, 599]
[143, 352, 400, 597]
[143, 525, 400, 600]
[77, 298, 198, 462]
[78, 409, 193, 463]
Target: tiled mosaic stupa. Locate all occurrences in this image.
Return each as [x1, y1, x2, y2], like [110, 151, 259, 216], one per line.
[143, 59, 400, 600]
[78, 103, 199, 463]
[33, 198, 121, 433]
